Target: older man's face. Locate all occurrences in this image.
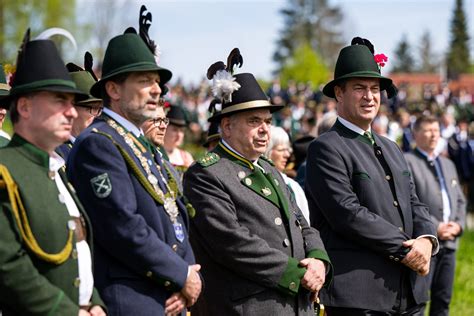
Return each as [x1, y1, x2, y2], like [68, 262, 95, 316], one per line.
[142, 106, 167, 147]
[221, 109, 272, 161]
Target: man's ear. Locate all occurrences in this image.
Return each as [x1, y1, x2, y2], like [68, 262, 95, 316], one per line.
[105, 81, 122, 102]
[334, 86, 343, 103]
[16, 96, 32, 120]
[220, 117, 231, 138]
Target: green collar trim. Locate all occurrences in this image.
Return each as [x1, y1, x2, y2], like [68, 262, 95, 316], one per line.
[215, 142, 255, 170]
[334, 119, 373, 146]
[8, 134, 50, 168]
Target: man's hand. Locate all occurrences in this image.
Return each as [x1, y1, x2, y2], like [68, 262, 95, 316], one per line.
[446, 222, 461, 238]
[181, 264, 202, 307]
[299, 258, 326, 293]
[165, 292, 187, 315]
[78, 309, 91, 316]
[89, 305, 106, 316]
[401, 238, 432, 276]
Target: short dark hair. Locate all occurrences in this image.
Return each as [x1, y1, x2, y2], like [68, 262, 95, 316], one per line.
[413, 115, 439, 132]
[101, 73, 130, 107]
[333, 79, 347, 102]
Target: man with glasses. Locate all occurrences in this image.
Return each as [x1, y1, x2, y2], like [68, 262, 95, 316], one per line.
[56, 57, 103, 160]
[66, 12, 201, 315]
[184, 64, 331, 315]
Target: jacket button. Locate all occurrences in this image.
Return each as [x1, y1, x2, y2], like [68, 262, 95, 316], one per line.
[283, 238, 290, 247]
[164, 281, 171, 288]
[274, 217, 282, 226]
[73, 278, 81, 288]
[393, 201, 399, 207]
[289, 282, 297, 290]
[146, 271, 153, 278]
[389, 255, 394, 260]
[394, 257, 400, 262]
[385, 175, 391, 180]
[172, 244, 178, 252]
[398, 227, 404, 232]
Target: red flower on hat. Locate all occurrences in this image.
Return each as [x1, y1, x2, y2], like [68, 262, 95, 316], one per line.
[374, 54, 388, 68]
[163, 101, 171, 108]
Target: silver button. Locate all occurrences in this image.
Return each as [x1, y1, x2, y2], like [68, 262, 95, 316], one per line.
[274, 217, 282, 226]
[385, 175, 391, 181]
[245, 178, 252, 186]
[238, 171, 246, 179]
[393, 201, 399, 207]
[283, 238, 290, 247]
[58, 194, 65, 204]
[389, 255, 394, 260]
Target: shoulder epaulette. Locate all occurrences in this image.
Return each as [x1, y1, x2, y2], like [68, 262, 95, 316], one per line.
[260, 155, 275, 166]
[198, 152, 220, 167]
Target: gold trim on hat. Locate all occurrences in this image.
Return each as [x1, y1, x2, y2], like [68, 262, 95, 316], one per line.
[0, 83, 10, 91]
[221, 100, 272, 115]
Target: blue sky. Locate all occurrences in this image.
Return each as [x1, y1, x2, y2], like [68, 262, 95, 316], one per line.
[92, 0, 474, 86]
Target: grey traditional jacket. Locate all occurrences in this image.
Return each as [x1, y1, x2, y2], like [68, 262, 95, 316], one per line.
[184, 142, 331, 316]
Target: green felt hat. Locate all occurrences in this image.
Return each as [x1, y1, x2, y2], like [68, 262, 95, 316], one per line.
[0, 64, 9, 97]
[90, 32, 172, 98]
[67, 52, 102, 104]
[2, 31, 87, 108]
[323, 44, 393, 98]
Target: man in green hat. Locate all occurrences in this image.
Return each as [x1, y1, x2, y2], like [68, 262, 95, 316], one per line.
[305, 37, 438, 315]
[57, 53, 103, 160]
[0, 33, 105, 315]
[184, 49, 332, 315]
[67, 6, 201, 315]
[0, 65, 11, 147]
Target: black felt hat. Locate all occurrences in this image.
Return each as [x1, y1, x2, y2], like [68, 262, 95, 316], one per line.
[167, 104, 188, 127]
[203, 119, 221, 148]
[2, 30, 87, 108]
[207, 48, 283, 122]
[323, 37, 395, 99]
[90, 6, 172, 98]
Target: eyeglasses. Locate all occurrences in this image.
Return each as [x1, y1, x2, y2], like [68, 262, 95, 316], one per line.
[75, 104, 103, 117]
[153, 117, 170, 127]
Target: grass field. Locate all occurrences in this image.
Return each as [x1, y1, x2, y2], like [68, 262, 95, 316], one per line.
[449, 229, 474, 315]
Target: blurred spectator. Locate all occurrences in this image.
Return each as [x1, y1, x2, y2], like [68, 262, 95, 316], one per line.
[265, 126, 310, 224]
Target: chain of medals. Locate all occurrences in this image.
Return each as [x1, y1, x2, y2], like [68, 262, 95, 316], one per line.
[107, 118, 180, 223]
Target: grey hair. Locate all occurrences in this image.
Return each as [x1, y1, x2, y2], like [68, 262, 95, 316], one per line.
[264, 126, 291, 158]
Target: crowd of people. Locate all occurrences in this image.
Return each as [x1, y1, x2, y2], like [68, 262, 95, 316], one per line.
[0, 5, 473, 316]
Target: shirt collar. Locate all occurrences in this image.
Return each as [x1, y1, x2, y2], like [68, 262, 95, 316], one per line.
[416, 147, 438, 161]
[338, 116, 371, 136]
[103, 107, 143, 137]
[49, 151, 65, 172]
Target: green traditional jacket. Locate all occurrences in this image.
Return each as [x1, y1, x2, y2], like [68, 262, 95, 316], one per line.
[0, 134, 104, 316]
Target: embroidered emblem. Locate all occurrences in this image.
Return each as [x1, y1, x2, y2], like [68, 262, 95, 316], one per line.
[262, 187, 272, 196]
[90, 173, 112, 198]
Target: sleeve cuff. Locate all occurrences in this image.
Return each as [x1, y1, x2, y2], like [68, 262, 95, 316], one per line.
[307, 249, 333, 287]
[277, 257, 306, 296]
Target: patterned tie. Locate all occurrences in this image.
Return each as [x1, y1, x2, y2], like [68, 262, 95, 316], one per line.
[364, 131, 375, 146]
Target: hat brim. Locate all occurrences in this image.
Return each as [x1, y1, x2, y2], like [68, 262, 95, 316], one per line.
[169, 118, 187, 127]
[1, 85, 88, 109]
[90, 63, 172, 98]
[208, 102, 284, 123]
[322, 72, 393, 98]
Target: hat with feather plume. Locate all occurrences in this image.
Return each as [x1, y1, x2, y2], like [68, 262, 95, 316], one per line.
[323, 37, 397, 99]
[90, 5, 172, 98]
[66, 52, 102, 104]
[1, 28, 88, 108]
[207, 48, 283, 122]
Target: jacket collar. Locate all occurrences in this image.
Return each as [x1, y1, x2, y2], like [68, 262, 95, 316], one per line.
[7, 133, 50, 169]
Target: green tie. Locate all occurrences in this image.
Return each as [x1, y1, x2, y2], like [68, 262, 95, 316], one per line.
[364, 131, 375, 146]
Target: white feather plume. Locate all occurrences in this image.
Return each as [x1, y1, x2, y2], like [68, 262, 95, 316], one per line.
[35, 27, 77, 51]
[211, 70, 240, 103]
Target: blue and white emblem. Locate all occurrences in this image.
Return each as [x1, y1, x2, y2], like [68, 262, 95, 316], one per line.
[90, 173, 112, 198]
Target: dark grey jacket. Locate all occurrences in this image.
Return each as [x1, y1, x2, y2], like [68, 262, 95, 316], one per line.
[405, 149, 466, 250]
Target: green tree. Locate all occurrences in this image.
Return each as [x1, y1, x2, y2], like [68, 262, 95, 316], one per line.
[446, 0, 471, 79]
[279, 42, 329, 87]
[273, 0, 344, 72]
[418, 30, 438, 73]
[392, 34, 415, 73]
[0, 0, 76, 64]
